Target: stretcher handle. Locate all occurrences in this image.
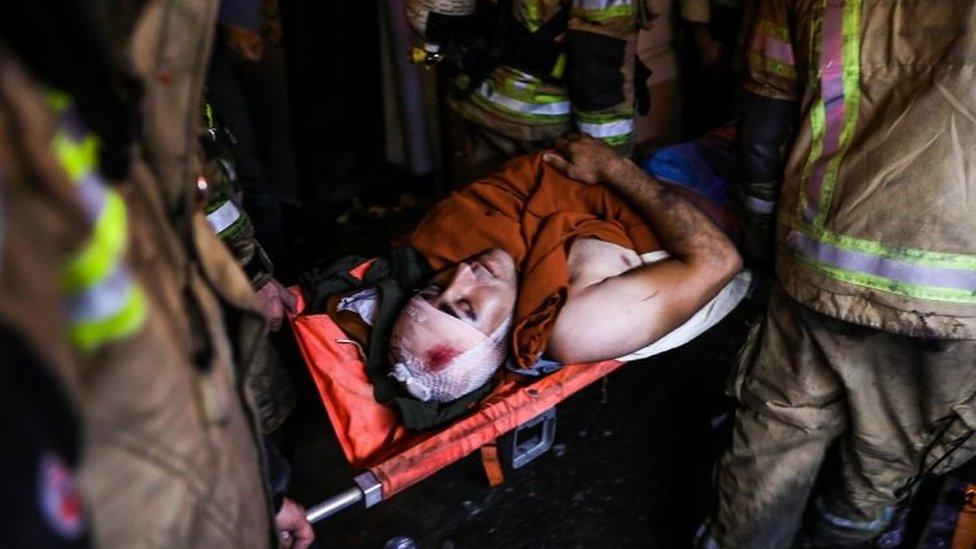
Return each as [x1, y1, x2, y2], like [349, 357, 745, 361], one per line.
[306, 472, 382, 524]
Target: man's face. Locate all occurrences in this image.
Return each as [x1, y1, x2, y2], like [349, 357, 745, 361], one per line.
[418, 248, 518, 336]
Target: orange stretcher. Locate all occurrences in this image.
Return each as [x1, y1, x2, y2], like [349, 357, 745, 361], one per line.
[286, 272, 625, 523]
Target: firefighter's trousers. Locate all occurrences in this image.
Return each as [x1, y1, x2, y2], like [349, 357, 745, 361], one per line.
[711, 285, 976, 547]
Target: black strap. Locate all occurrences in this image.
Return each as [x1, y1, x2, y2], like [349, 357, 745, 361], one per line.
[425, 1, 569, 92]
[501, 5, 569, 84]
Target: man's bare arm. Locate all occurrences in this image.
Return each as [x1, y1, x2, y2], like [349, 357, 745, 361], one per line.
[544, 134, 742, 363]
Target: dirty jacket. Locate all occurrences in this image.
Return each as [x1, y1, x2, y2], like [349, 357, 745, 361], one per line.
[444, 0, 639, 150]
[91, 1, 276, 545]
[743, 0, 976, 339]
[408, 152, 661, 368]
[0, 1, 277, 546]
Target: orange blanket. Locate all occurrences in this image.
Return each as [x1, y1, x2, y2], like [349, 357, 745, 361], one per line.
[408, 152, 661, 369]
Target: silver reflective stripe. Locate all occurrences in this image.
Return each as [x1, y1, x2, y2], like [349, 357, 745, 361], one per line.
[206, 199, 242, 235]
[814, 498, 893, 533]
[63, 264, 132, 323]
[76, 172, 108, 221]
[743, 194, 776, 215]
[788, 230, 976, 291]
[475, 82, 571, 116]
[577, 118, 634, 138]
[575, 0, 632, 9]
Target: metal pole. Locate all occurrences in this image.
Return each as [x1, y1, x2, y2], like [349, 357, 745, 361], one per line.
[305, 487, 364, 524]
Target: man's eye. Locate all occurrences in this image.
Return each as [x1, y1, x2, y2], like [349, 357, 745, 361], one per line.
[460, 300, 476, 321]
[419, 284, 442, 300]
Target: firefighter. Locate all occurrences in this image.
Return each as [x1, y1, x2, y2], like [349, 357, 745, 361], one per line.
[200, 103, 297, 434]
[0, 1, 312, 546]
[407, 0, 641, 182]
[697, 0, 976, 547]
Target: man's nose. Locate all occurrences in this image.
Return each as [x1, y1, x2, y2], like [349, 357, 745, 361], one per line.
[438, 263, 475, 303]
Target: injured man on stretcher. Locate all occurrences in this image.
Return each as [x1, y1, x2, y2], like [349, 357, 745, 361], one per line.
[380, 132, 750, 404]
[299, 130, 750, 425]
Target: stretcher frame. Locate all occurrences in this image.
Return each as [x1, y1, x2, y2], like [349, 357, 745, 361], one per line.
[285, 286, 626, 524]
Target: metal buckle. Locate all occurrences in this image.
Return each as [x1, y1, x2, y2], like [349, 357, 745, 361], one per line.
[508, 407, 557, 469]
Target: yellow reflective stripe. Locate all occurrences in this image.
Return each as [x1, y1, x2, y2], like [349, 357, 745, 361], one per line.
[550, 53, 567, 80]
[570, 5, 635, 21]
[758, 20, 790, 43]
[69, 284, 148, 352]
[205, 102, 215, 128]
[52, 132, 99, 182]
[491, 69, 568, 104]
[45, 90, 72, 115]
[794, 225, 976, 271]
[59, 190, 127, 292]
[519, 0, 542, 31]
[816, 0, 862, 228]
[792, 251, 976, 304]
[574, 110, 633, 124]
[748, 52, 797, 80]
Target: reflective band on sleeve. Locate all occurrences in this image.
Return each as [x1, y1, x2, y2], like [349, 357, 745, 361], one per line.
[68, 283, 148, 352]
[474, 81, 571, 118]
[52, 132, 99, 182]
[76, 172, 109, 221]
[45, 90, 72, 114]
[749, 21, 796, 81]
[516, 0, 543, 31]
[748, 52, 798, 80]
[754, 34, 794, 66]
[788, 230, 976, 302]
[48, 92, 148, 351]
[743, 194, 777, 215]
[573, 0, 634, 18]
[206, 199, 243, 235]
[577, 118, 634, 139]
[798, 0, 861, 227]
[64, 266, 133, 326]
[574, 0, 632, 9]
[59, 190, 127, 292]
[814, 498, 893, 534]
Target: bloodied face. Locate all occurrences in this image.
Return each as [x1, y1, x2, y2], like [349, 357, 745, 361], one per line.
[388, 248, 517, 402]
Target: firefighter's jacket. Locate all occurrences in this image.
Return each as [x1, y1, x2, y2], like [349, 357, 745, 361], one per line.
[741, 0, 976, 339]
[448, 0, 639, 150]
[0, 0, 276, 545]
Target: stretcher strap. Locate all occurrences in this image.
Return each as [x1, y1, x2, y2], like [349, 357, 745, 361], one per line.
[952, 484, 976, 548]
[480, 444, 505, 488]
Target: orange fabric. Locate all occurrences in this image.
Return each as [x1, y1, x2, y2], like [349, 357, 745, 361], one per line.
[480, 445, 505, 488]
[408, 152, 661, 368]
[287, 286, 624, 499]
[952, 485, 976, 549]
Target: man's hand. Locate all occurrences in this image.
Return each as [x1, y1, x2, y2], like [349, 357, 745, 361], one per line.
[224, 24, 265, 63]
[255, 278, 297, 332]
[275, 498, 315, 549]
[543, 133, 627, 185]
